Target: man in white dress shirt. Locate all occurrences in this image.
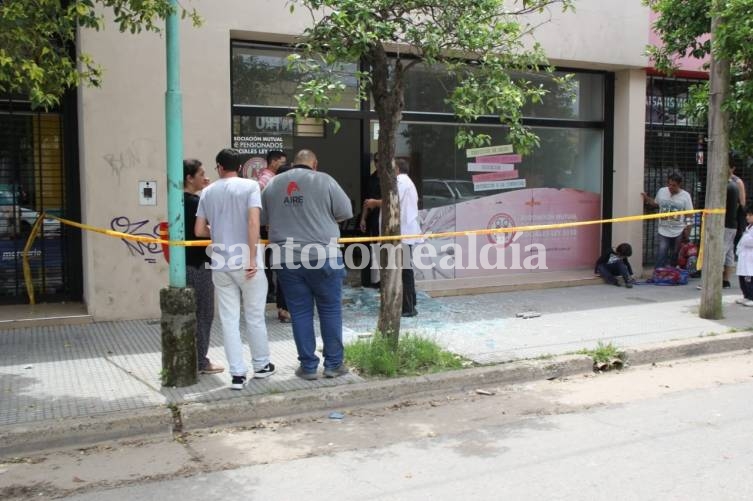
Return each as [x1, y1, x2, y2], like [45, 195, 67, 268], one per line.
[362, 157, 423, 317]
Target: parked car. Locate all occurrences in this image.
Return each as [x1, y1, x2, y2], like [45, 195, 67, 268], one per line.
[0, 190, 61, 238]
[421, 178, 482, 209]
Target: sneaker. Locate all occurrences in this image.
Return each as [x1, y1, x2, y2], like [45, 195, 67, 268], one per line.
[742, 299, 753, 307]
[723, 280, 732, 289]
[253, 363, 276, 379]
[199, 362, 224, 375]
[736, 297, 748, 305]
[625, 282, 633, 289]
[323, 364, 350, 378]
[295, 367, 318, 381]
[401, 309, 418, 317]
[230, 375, 246, 390]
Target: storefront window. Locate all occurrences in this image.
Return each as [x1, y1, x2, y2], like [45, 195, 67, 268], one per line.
[375, 121, 604, 278]
[231, 43, 359, 110]
[380, 121, 603, 197]
[397, 62, 604, 121]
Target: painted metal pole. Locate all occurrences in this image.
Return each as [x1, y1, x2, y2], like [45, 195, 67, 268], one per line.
[165, 0, 185, 287]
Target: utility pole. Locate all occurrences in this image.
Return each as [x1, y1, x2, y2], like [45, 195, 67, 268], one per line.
[160, 0, 197, 386]
[699, 0, 730, 319]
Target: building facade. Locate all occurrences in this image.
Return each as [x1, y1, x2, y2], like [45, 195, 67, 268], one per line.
[2, 0, 652, 320]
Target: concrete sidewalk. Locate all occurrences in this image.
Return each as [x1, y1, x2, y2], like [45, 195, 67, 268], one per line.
[1, 277, 752, 453]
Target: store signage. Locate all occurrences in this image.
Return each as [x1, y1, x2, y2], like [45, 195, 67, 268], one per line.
[465, 144, 514, 158]
[471, 171, 519, 183]
[467, 163, 516, 172]
[475, 154, 522, 164]
[473, 178, 527, 191]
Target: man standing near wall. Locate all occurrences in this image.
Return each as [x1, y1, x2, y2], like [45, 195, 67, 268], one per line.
[362, 157, 423, 316]
[262, 149, 353, 380]
[642, 172, 694, 268]
[195, 148, 275, 390]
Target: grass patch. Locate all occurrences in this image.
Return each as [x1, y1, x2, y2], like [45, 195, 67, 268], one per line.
[345, 334, 464, 377]
[577, 341, 624, 364]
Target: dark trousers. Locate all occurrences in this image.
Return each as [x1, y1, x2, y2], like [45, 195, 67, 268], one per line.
[596, 261, 630, 285]
[264, 246, 287, 310]
[186, 264, 214, 370]
[361, 224, 380, 287]
[740, 276, 753, 300]
[402, 245, 417, 314]
[657, 234, 682, 268]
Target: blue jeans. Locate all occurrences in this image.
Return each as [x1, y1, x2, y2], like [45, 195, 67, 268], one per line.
[277, 257, 346, 372]
[656, 234, 682, 268]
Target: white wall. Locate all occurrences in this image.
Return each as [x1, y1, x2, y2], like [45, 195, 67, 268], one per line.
[612, 69, 648, 269]
[77, 0, 650, 319]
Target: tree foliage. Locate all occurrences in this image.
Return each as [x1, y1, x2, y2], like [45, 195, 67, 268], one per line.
[288, 0, 574, 339]
[0, 0, 200, 109]
[647, 0, 753, 156]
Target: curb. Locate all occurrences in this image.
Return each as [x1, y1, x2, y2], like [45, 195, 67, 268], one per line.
[622, 331, 753, 366]
[0, 406, 174, 458]
[179, 355, 593, 431]
[2, 332, 752, 457]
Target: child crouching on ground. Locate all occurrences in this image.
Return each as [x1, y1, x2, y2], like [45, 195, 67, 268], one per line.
[735, 204, 753, 306]
[595, 243, 634, 288]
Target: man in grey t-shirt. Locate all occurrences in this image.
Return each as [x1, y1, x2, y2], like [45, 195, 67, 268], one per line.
[262, 149, 353, 380]
[195, 148, 275, 390]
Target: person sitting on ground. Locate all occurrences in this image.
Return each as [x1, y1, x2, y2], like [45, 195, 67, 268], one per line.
[594, 243, 635, 288]
[735, 203, 753, 307]
[677, 231, 699, 277]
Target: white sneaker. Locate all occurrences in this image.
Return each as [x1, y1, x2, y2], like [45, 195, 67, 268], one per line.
[742, 300, 753, 307]
[736, 298, 748, 305]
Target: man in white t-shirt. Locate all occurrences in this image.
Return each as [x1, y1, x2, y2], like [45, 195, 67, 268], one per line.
[363, 157, 423, 316]
[195, 148, 275, 390]
[642, 172, 694, 268]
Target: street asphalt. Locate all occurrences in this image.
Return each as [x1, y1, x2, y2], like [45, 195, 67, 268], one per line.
[1, 277, 752, 456]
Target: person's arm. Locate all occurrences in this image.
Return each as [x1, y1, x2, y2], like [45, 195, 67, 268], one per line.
[246, 207, 260, 278]
[641, 192, 658, 209]
[359, 198, 382, 231]
[194, 216, 210, 238]
[624, 258, 634, 277]
[685, 193, 695, 229]
[736, 178, 746, 207]
[194, 192, 210, 238]
[331, 179, 354, 223]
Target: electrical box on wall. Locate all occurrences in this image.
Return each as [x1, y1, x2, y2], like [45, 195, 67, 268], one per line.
[139, 181, 157, 206]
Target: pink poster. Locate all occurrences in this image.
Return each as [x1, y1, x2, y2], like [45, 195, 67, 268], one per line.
[416, 188, 601, 280]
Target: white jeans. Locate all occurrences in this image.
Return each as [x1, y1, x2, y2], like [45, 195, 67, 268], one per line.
[212, 269, 270, 376]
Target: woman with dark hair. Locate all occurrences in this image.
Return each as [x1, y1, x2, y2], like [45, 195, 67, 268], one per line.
[184, 158, 223, 374]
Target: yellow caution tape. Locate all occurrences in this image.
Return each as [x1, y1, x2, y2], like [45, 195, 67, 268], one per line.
[45, 209, 726, 246]
[22, 211, 46, 305]
[22, 208, 725, 305]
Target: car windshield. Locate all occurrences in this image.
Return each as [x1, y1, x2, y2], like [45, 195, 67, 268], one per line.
[452, 181, 476, 197]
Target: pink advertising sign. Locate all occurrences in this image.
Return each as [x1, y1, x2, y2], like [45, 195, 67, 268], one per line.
[472, 170, 520, 183]
[416, 188, 601, 281]
[475, 154, 523, 164]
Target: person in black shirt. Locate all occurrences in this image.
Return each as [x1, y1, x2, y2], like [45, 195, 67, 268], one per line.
[359, 154, 381, 287]
[594, 243, 634, 288]
[184, 159, 223, 375]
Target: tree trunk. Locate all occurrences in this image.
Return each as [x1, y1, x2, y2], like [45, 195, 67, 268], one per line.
[370, 46, 404, 345]
[699, 6, 730, 319]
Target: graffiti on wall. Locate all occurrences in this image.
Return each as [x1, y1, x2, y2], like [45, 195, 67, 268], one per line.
[110, 216, 162, 264]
